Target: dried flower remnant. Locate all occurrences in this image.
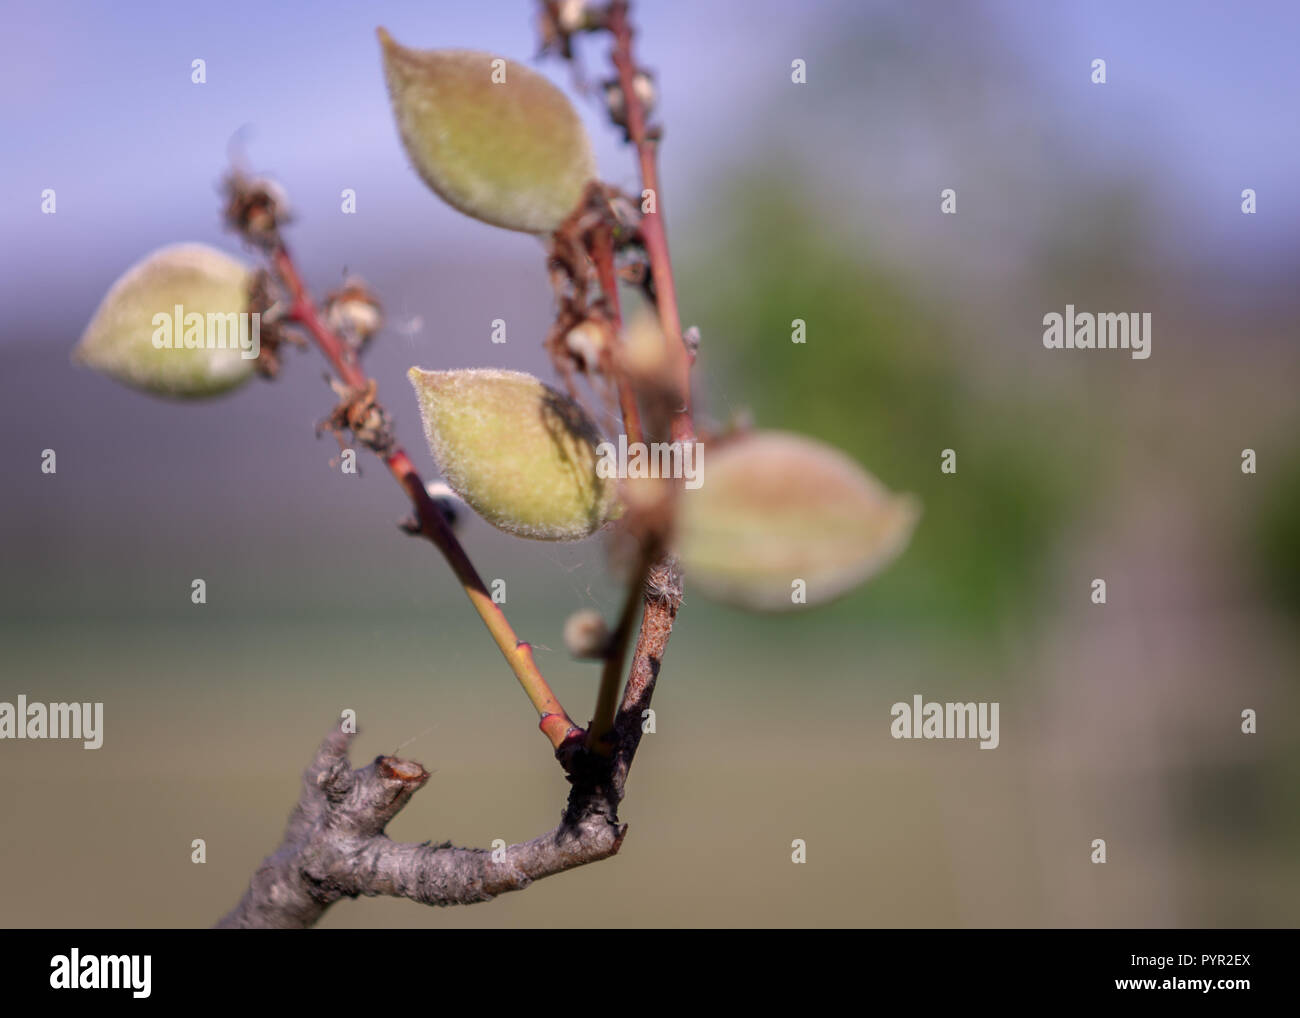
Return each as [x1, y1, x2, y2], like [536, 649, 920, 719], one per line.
[564, 608, 610, 658]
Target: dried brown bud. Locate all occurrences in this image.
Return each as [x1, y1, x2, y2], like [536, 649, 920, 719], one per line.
[682, 325, 701, 359]
[536, 0, 596, 59]
[632, 71, 656, 113]
[604, 190, 642, 237]
[603, 72, 656, 129]
[563, 608, 609, 659]
[325, 278, 384, 351]
[564, 319, 608, 372]
[223, 173, 291, 248]
[556, 0, 588, 33]
[246, 269, 301, 379]
[603, 80, 627, 126]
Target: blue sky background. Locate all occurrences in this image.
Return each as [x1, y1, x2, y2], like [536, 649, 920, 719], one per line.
[2, 0, 1298, 349]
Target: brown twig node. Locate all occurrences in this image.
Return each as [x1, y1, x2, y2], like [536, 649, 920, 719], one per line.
[319, 378, 396, 457]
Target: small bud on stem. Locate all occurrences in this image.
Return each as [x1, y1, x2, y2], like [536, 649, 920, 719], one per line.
[564, 608, 610, 659]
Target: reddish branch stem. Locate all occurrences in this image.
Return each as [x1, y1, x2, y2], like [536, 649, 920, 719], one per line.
[587, 223, 644, 446]
[606, 0, 693, 443]
[269, 244, 579, 751]
[586, 1, 693, 757]
[582, 217, 654, 753]
[221, 0, 694, 927]
[586, 538, 659, 751]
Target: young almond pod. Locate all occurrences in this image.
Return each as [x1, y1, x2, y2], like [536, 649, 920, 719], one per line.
[408, 367, 618, 541]
[675, 430, 920, 612]
[563, 608, 609, 659]
[378, 28, 595, 234]
[73, 243, 257, 398]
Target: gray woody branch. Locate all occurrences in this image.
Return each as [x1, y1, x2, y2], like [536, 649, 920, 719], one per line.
[217, 558, 682, 929]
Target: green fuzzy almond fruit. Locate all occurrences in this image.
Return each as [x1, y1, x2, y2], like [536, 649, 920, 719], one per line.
[408, 367, 617, 541]
[378, 28, 595, 234]
[73, 243, 256, 399]
[676, 430, 920, 612]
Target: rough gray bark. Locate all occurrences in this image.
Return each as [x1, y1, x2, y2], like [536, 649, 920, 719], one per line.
[216, 728, 624, 928]
[217, 557, 681, 929]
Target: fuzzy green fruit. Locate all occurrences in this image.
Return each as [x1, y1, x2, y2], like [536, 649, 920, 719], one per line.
[379, 28, 595, 234]
[676, 430, 919, 611]
[74, 243, 256, 399]
[408, 367, 617, 541]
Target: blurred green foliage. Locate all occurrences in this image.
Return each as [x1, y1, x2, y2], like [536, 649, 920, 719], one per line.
[686, 179, 1094, 641]
[1255, 450, 1300, 618]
